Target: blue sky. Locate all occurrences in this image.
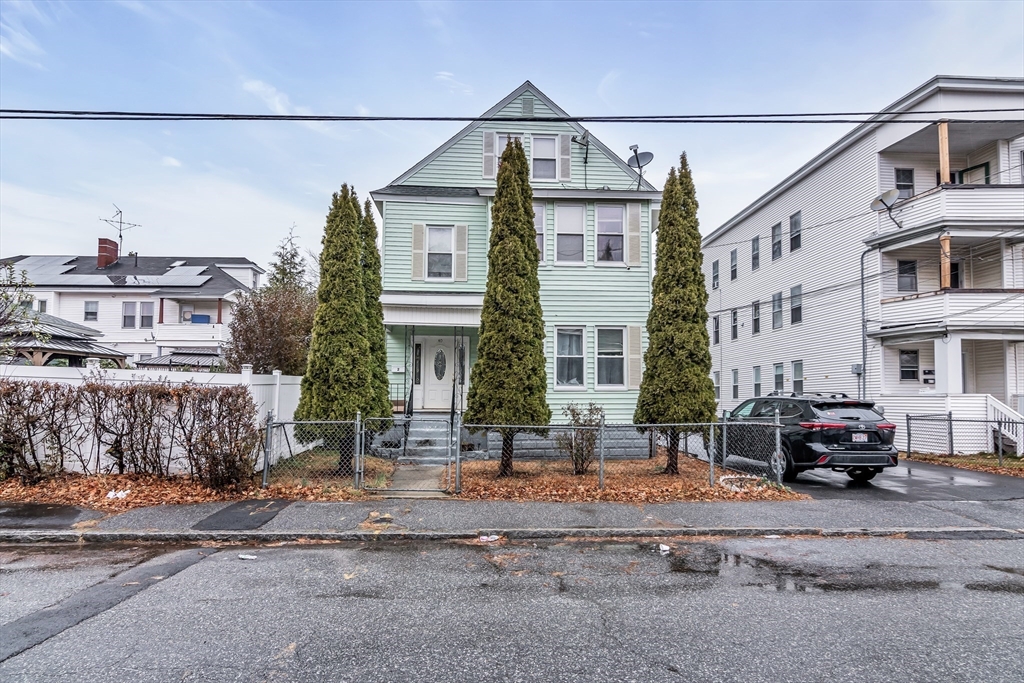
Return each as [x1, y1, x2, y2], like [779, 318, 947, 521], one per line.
[1, 0, 1022, 270]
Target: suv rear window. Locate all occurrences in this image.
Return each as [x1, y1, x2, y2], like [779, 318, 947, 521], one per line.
[812, 404, 882, 421]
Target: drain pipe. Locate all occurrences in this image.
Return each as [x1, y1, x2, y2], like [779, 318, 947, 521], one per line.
[860, 246, 878, 401]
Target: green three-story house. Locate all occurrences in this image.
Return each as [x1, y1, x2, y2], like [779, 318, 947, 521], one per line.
[370, 82, 660, 422]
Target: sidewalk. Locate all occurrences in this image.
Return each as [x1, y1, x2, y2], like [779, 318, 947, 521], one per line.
[2, 496, 1022, 543]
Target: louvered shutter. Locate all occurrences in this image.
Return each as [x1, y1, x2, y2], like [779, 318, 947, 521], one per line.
[559, 134, 572, 182]
[522, 97, 534, 117]
[411, 224, 425, 281]
[626, 202, 642, 266]
[454, 224, 468, 281]
[627, 326, 643, 390]
[482, 131, 496, 180]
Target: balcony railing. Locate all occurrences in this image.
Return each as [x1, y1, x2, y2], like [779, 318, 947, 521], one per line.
[884, 184, 1024, 233]
[155, 322, 225, 343]
[879, 289, 1024, 329]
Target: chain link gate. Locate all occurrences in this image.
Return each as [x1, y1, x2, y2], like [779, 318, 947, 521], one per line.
[358, 414, 456, 494]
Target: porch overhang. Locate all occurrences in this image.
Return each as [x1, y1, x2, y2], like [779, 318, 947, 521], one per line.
[869, 322, 1024, 344]
[381, 292, 483, 327]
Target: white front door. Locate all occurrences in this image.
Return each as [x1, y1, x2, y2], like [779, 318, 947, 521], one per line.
[423, 338, 454, 411]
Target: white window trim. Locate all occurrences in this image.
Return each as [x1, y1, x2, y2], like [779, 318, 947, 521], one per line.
[425, 225, 455, 282]
[533, 201, 547, 265]
[595, 204, 626, 266]
[84, 301, 98, 322]
[530, 134, 558, 182]
[122, 301, 137, 329]
[139, 301, 155, 329]
[595, 326, 627, 389]
[554, 326, 587, 391]
[773, 363, 785, 392]
[899, 349, 920, 382]
[554, 203, 586, 266]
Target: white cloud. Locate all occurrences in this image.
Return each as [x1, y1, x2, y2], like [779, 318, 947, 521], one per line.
[418, 1, 452, 45]
[241, 79, 347, 139]
[161, 156, 182, 167]
[597, 70, 622, 108]
[355, 104, 371, 117]
[434, 71, 472, 95]
[0, 0, 50, 68]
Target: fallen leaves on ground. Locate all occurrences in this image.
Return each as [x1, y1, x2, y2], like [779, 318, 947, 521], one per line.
[905, 455, 1023, 478]
[452, 455, 807, 503]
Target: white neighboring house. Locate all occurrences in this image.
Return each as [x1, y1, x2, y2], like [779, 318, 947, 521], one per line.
[701, 75, 1024, 446]
[3, 238, 264, 367]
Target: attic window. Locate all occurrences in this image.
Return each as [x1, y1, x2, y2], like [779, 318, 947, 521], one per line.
[532, 136, 557, 180]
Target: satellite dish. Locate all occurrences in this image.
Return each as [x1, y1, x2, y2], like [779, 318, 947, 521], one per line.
[627, 152, 654, 169]
[871, 188, 901, 210]
[627, 146, 654, 190]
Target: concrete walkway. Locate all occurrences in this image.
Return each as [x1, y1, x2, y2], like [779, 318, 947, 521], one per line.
[375, 465, 447, 499]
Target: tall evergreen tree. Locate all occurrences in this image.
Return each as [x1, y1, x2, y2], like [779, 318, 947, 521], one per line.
[634, 154, 717, 474]
[465, 138, 550, 477]
[267, 226, 309, 291]
[295, 184, 372, 433]
[357, 198, 391, 419]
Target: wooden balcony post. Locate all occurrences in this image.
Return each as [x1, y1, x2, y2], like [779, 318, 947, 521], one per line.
[939, 233, 951, 289]
[217, 298, 223, 324]
[158, 298, 165, 324]
[937, 120, 950, 184]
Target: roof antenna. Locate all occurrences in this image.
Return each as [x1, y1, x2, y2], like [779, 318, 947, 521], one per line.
[627, 145, 654, 191]
[100, 204, 141, 254]
[571, 130, 591, 188]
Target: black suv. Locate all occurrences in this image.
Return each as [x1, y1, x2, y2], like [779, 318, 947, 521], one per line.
[726, 393, 898, 483]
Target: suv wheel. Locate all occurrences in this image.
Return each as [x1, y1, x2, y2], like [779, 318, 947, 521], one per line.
[779, 445, 797, 483]
[847, 468, 877, 483]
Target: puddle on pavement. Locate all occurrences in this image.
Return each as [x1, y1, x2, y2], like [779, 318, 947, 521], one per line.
[666, 543, 1024, 594]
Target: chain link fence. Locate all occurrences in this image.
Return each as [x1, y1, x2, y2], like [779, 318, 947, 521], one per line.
[906, 413, 1023, 469]
[260, 420, 361, 490]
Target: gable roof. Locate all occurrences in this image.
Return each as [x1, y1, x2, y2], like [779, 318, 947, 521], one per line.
[388, 80, 657, 191]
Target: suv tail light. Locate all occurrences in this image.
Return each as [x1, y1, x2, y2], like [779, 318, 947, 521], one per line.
[876, 423, 896, 431]
[799, 422, 848, 430]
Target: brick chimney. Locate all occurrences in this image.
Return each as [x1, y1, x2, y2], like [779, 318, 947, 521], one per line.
[97, 238, 119, 269]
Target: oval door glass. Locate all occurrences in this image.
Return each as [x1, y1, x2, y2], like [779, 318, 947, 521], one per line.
[433, 349, 446, 380]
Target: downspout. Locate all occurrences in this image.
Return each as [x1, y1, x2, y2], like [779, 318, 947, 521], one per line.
[860, 246, 878, 401]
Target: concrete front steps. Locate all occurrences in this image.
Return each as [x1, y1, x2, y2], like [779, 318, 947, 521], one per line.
[397, 417, 453, 466]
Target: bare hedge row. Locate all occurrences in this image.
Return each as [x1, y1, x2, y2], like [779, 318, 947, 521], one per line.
[0, 378, 263, 490]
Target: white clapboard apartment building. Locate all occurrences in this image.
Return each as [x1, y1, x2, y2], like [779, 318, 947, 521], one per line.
[3, 238, 264, 367]
[701, 75, 1024, 444]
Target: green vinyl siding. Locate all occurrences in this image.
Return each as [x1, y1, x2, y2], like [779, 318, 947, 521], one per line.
[405, 89, 640, 191]
[381, 200, 488, 292]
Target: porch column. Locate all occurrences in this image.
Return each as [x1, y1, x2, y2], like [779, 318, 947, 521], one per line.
[934, 333, 963, 395]
[939, 233, 951, 289]
[216, 298, 223, 324]
[937, 120, 950, 184]
[158, 298, 165, 324]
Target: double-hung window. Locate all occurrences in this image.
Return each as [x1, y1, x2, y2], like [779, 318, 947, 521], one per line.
[712, 260, 719, 289]
[730, 309, 738, 340]
[122, 302, 136, 329]
[792, 361, 804, 394]
[596, 328, 625, 387]
[37, 300, 47, 313]
[555, 204, 585, 263]
[731, 369, 739, 400]
[532, 135, 557, 180]
[790, 285, 802, 324]
[533, 202, 546, 262]
[730, 249, 738, 280]
[712, 316, 720, 345]
[897, 260, 917, 292]
[753, 366, 762, 397]
[139, 302, 154, 329]
[774, 363, 784, 392]
[751, 236, 760, 270]
[84, 301, 98, 322]
[899, 350, 919, 381]
[771, 293, 783, 329]
[426, 226, 454, 280]
[556, 328, 585, 387]
[713, 371, 721, 399]
[771, 224, 782, 260]
[789, 212, 802, 251]
[752, 301, 761, 335]
[596, 205, 624, 263]
[895, 168, 914, 198]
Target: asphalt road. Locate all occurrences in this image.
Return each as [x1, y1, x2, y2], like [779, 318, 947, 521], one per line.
[787, 460, 1024, 501]
[2, 537, 1022, 682]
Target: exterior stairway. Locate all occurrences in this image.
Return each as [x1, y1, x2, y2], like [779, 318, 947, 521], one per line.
[397, 417, 453, 466]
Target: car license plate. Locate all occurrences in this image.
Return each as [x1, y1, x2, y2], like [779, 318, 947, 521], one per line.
[852, 433, 868, 443]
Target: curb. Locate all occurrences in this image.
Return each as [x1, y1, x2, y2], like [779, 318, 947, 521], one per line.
[0, 526, 1019, 544]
